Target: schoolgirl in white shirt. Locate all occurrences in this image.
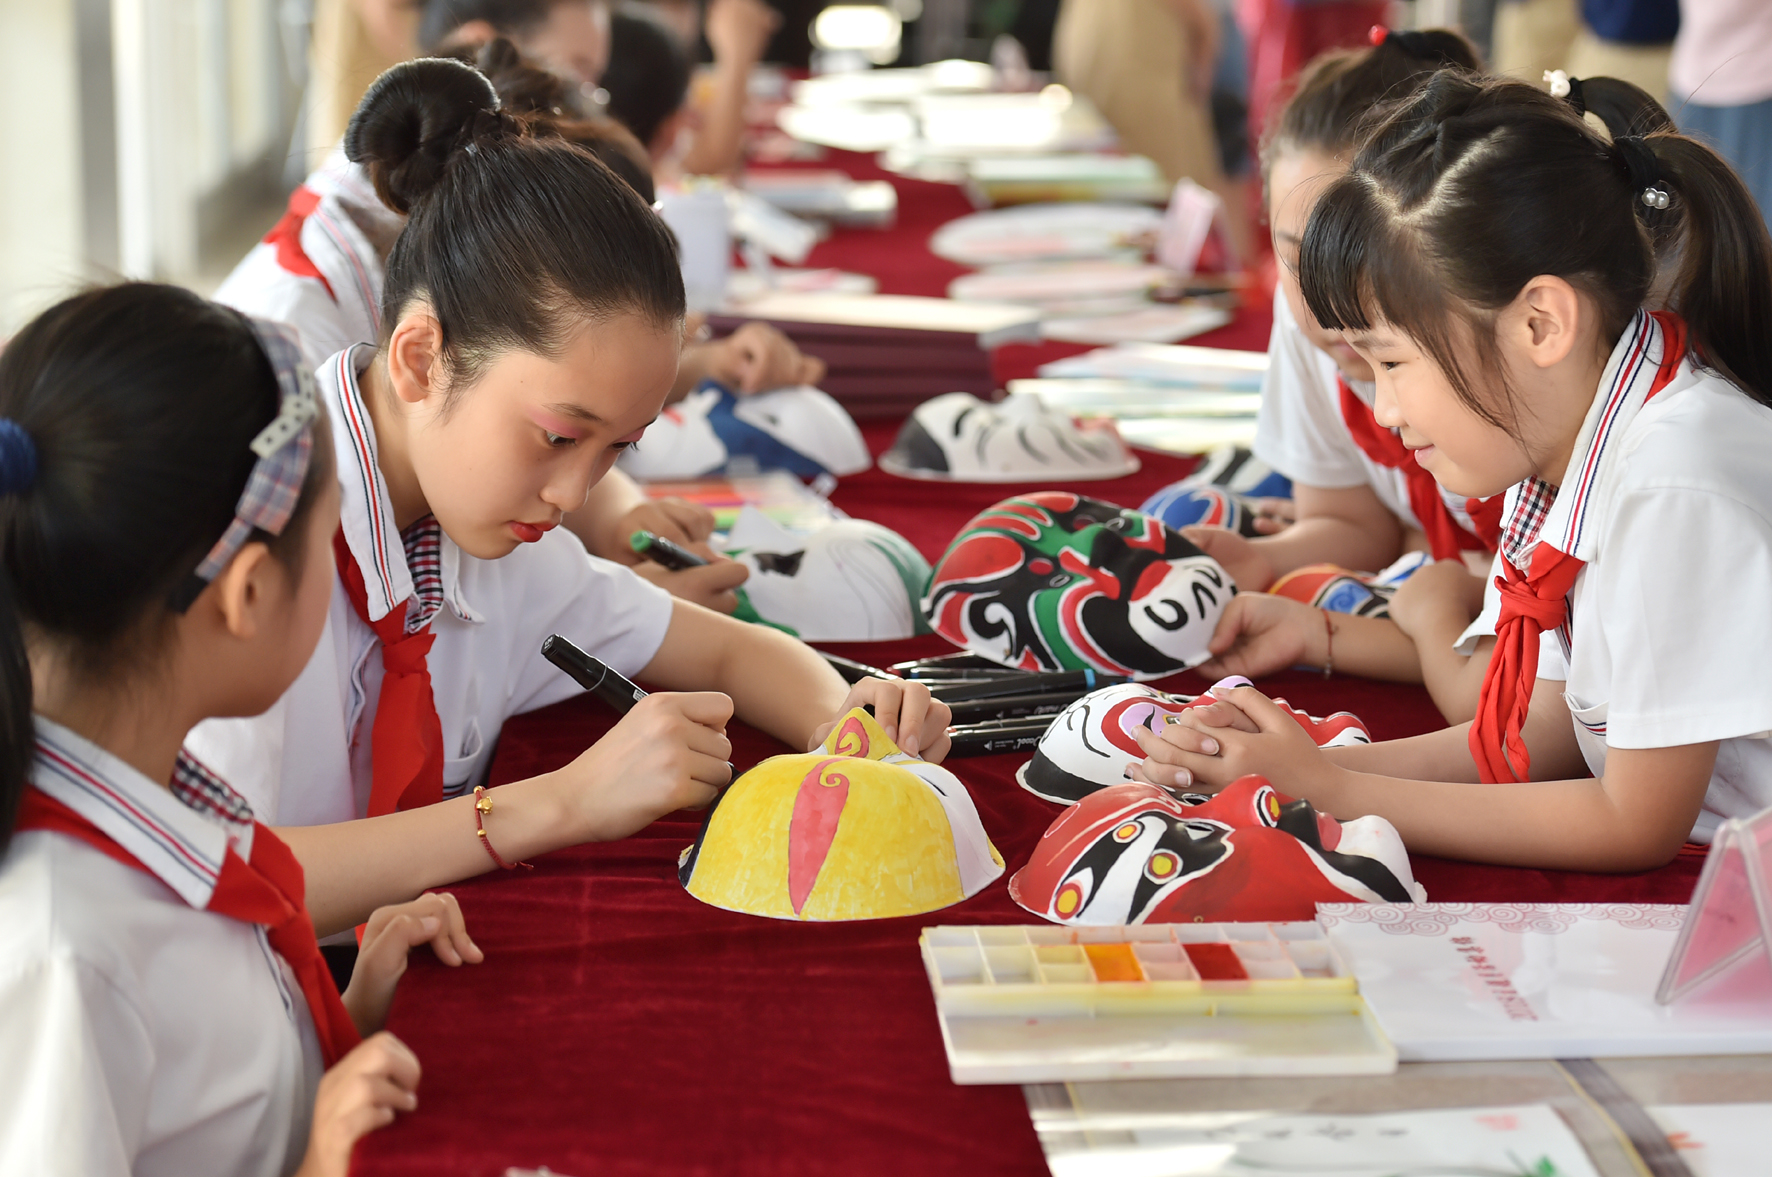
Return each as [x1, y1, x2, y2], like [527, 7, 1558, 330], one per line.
[1141, 72, 1772, 869]
[187, 58, 948, 935]
[1175, 29, 1505, 722]
[215, 41, 821, 615]
[0, 285, 485, 1175]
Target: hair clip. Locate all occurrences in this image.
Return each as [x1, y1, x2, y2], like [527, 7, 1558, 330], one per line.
[1641, 187, 1671, 210]
[249, 366, 319, 458]
[1368, 25, 1388, 46]
[1544, 70, 1571, 98]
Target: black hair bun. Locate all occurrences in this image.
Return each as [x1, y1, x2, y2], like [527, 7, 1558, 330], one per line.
[345, 57, 505, 215]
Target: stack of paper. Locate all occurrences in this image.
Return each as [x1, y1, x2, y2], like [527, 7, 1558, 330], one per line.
[709, 292, 1041, 418]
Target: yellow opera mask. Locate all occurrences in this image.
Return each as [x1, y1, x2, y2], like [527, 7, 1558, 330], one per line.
[678, 708, 1005, 920]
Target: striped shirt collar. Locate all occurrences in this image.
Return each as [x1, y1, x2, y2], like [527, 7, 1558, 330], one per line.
[1499, 311, 1682, 570]
[29, 716, 255, 910]
[321, 344, 479, 627]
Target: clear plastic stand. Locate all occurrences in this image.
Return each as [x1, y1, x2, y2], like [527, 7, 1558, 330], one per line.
[1656, 803, 1772, 1004]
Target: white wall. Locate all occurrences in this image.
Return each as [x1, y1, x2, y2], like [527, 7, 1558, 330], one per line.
[0, 0, 90, 333]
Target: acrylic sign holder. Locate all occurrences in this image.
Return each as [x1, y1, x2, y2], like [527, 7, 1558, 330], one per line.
[920, 921, 1396, 1084]
[1657, 803, 1772, 1005]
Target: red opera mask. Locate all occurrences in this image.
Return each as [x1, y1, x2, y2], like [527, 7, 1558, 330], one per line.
[1009, 776, 1423, 925]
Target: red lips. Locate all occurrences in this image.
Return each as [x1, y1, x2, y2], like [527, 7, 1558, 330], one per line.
[509, 520, 556, 543]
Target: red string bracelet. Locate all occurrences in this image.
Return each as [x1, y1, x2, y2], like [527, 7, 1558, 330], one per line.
[1321, 609, 1336, 680]
[473, 786, 534, 870]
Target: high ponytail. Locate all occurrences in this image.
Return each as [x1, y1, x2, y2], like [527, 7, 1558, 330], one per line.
[344, 57, 684, 396]
[0, 284, 330, 855]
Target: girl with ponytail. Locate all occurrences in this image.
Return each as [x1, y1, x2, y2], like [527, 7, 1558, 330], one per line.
[0, 284, 485, 1175]
[213, 40, 820, 615]
[187, 57, 947, 934]
[1138, 72, 1772, 872]
[1166, 28, 1503, 724]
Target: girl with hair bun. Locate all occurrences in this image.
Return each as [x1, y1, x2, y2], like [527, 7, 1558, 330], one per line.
[1167, 28, 1504, 724]
[214, 41, 821, 615]
[1142, 72, 1772, 873]
[188, 58, 947, 936]
[0, 284, 485, 1175]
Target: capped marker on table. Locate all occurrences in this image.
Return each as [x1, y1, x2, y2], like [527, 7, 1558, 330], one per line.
[822, 652, 897, 684]
[931, 669, 1123, 704]
[946, 691, 1091, 725]
[945, 725, 1050, 757]
[542, 633, 647, 714]
[890, 652, 1011, 676]
[629, 529, 709, 572]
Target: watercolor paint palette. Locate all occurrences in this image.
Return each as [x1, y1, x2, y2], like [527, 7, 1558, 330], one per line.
[920, 922, 1396, 1083]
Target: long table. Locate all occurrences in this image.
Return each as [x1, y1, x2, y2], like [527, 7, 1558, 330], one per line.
[355, 154, 1721, 1176]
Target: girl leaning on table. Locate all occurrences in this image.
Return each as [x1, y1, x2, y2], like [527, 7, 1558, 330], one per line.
[0, 287, 484, 1174]
[186, 58, 950, 940]
[1181, 27, 1503, 723]
[1139, 73, 1772, 873]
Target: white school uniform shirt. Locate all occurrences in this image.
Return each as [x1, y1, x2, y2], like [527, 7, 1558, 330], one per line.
[185, 345, 676, 826]
[213, 150, 397, 372]
[0, 718, 321, 1177]
[1510, 313, 1772, 841]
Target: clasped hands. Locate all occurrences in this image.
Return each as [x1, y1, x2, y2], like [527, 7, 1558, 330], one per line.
[1130, 681, 1337, 796]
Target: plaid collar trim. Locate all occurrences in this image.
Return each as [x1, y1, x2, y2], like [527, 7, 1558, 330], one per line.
[401, 515, 446, 634]
[1497, 311, 1667, 570]
[29, 717, 255, 909]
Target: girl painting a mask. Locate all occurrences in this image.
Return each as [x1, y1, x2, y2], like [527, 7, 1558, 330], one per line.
[188, 59, 949, 939]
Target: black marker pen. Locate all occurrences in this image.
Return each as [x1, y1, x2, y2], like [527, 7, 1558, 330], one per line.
[945, 691, 1090, 725]
[822, 652, 896, 684]
[931, 669, 1122, 704]
[945, 725, 1051, 757]
[629, 529, 709, 571]
[542, 634, 647, 714]
[889, 652, 1010, 676]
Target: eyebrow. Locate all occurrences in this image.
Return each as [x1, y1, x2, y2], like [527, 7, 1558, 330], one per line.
[1348, 332, 1399, 351]
[544, 402, 608, 425]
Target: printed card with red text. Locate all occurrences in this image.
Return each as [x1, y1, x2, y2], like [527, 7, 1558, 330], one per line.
[1317, 903, 1772, 1061]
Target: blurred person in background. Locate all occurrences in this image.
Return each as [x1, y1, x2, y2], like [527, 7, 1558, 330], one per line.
[1671, 0, 1772, 228]
[1052, 0, 1257, 262]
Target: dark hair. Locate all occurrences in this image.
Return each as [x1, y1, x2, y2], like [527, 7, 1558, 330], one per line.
[0, 284, 331, 854]
[452, 36, 656, 198]
[420, 0, 572, 52]
[601, 8, 691, 149]
[1261, 28, 1480, 180]
[1298, 72, 1772, 430]
[556, 115, 657, 202]
[344, 57, 684, 392]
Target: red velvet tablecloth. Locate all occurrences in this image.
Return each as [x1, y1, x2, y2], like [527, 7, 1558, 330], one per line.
[356, 153, 1702, 1177]
[357, 430, 1703, 1177]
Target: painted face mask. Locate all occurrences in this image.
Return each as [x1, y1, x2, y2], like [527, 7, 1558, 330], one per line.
[618, 380, 871, 481]
[1139, 445, 1293, 534]
[1009, 775, 1424, 925]
[923, 492, 1234, 679]
[730, 519, 933, 642]
[880, 392, 1139, 483]
[1018, 679, 1371, 805]
[680, 708, 1004, 920]
[1269, 552, 1431, 621]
